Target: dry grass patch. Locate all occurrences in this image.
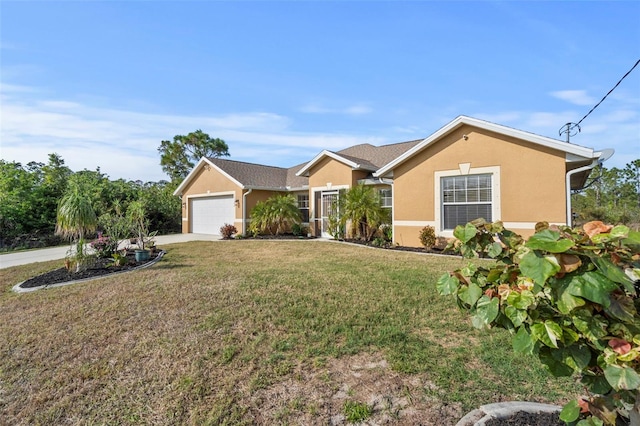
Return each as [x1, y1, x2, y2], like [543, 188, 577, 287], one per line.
[0, 241, 580, 425]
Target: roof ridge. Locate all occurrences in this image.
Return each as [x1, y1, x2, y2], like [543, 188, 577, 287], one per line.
[208, 157, 288, 170]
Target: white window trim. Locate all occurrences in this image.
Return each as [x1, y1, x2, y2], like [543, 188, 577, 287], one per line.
[379, 188, 393, 208]
[297, 193, 310, 209]
[434, 166, 501, 237]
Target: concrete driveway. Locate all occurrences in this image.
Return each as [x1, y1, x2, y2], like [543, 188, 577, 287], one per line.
[0, 234, 221, 269]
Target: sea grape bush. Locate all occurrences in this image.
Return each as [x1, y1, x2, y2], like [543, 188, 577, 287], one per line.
[437, 219, 640, 426]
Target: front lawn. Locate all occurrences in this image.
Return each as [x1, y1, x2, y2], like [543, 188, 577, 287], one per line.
[0, 241, 580, 425]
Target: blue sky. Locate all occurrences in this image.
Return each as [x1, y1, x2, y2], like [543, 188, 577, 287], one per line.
[2, 1, 639, 182]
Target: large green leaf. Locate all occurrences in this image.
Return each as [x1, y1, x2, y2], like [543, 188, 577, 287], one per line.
[457, 282, 482, 306]
[604, 292, 637, 323]
[590, 256, 636, 294]
[471, 295, 499, 329]
[504, 306, 528, 328]
[526, 229, 574, 253]
[565, 271, 618, 308]
[519, 251, 560, 286]
[506, 290, 535, 310]
[539, 347, 573, 376]
[556, 344, 591, 372]
[454, 223, 477, 243]
[580, 374, 612, 395]
[572, 310, 607, 348]
[609, 225, 629, 239]
[554, 276, 586, 314]
[603, 365, 640, 390]
[559, 400, 580, 423]
[623, 230, 640, 252]
[576, 417, 604, 426]
[486, 268, 503, 283]
[512, 326, 535, 354]
[436, 273, 459, 295]
[531, 320, 563, 348]
[487, 242, 503, 258]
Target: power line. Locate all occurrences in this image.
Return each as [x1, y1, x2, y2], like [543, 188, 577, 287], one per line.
[576, 58, 640, 126]
[559, 58, 640, 142]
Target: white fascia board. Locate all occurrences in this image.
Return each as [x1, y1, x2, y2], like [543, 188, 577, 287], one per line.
[374, 115, 597, 177]
[296, 150, 360, 177]
[244, 185, 288, 191]
[173, 157, 244, 196]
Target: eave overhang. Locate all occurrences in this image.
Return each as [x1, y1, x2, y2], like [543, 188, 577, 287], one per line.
[374, 115, 599, 178]
[296, 150, 376, 177]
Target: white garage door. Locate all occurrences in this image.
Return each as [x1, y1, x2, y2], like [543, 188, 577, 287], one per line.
[189, 195, 235, 235]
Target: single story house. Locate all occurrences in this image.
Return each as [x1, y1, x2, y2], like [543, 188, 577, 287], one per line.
[173, 115, 612, 247]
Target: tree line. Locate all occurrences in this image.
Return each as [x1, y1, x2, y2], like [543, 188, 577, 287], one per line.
[0, 129, 231, 250]
[0, 153, 181, 250]
[572, 159, 640, 228]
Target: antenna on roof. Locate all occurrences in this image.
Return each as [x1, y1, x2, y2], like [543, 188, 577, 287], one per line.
[558, 58, 640, 144]
[559, 122, 581, 143]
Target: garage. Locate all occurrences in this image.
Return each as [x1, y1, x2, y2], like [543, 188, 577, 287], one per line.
[189, 195, 235, 235]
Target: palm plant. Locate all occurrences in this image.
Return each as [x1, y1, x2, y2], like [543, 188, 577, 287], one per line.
[249, 194, 302, 236]
[55, 186, 98, 271]
[339, 184, 390, 241]
[249, 201, 272, 236]
[127, 200, 156, 250]
[269, 194, 302, 235]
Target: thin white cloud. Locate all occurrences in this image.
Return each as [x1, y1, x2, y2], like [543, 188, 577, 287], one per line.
[0, 85, 383, 181]
[550, 90, 596, 106]
[300, 103, 372, 116]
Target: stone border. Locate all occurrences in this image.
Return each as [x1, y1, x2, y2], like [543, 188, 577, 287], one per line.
[12, 250, 166, 294]
[456, 401, 561, 426]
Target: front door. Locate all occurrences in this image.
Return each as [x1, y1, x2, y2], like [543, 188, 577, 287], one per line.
[321, 191, 338, 238]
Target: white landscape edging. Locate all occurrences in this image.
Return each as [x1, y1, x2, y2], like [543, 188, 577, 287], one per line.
[455, 401, 561, 426]
[12, 250, 166, 294]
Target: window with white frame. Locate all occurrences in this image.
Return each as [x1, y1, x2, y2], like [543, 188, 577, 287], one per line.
[441, 174, 492, 230]
[297, 194, 310, 222]
[379, 188, 392, 208]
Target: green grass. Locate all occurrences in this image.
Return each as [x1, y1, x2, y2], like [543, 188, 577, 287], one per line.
[343, 400, 373, 422]
[0, 240, 580, 424]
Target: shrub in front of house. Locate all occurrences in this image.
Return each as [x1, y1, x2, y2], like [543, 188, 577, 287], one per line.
[219, 224, 237, 239]
[419, 226, 436, 249]
[90, 235, 119, 258]
[249, 194, 301, 236]
[291, 223, 309, 237]
[437, 219, 640, 425]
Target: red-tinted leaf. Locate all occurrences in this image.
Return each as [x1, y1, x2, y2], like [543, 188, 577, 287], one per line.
[608, 338, 631, 355]
[484, 288, 497, 299]
[556, 254, 582, 274]
[583, 221, 613, 238]
[578, 398, 590, 414]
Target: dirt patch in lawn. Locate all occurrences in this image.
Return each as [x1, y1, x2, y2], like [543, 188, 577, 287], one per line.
[250, 352, 463, 425]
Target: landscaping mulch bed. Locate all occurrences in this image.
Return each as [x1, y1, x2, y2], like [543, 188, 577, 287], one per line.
[17, 251, 162, 289]
[484, 410, 565, 426]
[342, 238, 453, 255]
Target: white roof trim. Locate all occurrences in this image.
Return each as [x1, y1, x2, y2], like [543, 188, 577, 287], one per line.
[296, 150, 362, 177]
[374, 115, 597, 178]
[173, 157, 244, 196]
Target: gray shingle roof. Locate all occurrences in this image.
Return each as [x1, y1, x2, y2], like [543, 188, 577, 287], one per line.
[207, 139, 421, 189]
[337, 140, 422, 169]
[208, 158, 308, 189]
